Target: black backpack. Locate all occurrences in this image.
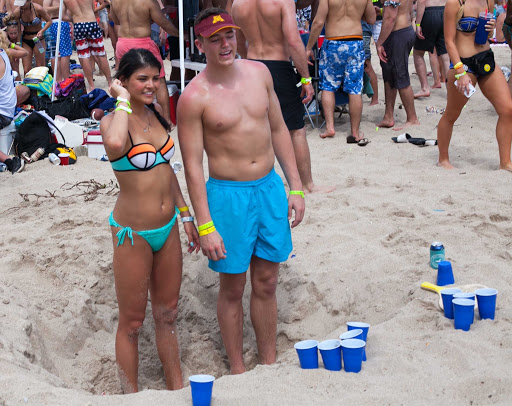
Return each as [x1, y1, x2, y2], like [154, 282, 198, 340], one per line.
[13, 112, 66, 158]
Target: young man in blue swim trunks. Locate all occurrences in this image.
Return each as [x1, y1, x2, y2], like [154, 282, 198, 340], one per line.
[306, 0, 375, 142]
[178, 8, 305, 375]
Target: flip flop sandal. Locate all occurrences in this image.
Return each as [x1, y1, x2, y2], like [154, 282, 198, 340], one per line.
[347, 135, 358, 144]
[391, 133, 411, 143]
[358, 138, 370, 147]
[408, 138, 426, 146]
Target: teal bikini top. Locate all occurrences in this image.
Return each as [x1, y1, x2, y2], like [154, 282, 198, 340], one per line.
[110, 132, 175, 172]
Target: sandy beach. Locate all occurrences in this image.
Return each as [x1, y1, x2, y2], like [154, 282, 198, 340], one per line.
[0, 42, 511, 405]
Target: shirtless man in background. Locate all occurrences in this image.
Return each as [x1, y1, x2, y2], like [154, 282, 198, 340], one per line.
[502, 0, 512, 93]
[178, 8, 305, 374]
[232, 0, 334, 194]
[63, 0, 112, 90]
[413, 0, 449, 98]
[376, 0, 420, 130]
[43, 0, 73, 82]
[305, 0, 375, 142]
[110, 0, 179, 124]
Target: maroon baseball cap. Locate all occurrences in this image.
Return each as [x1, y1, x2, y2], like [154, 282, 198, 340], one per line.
[194, 13, 240, 38]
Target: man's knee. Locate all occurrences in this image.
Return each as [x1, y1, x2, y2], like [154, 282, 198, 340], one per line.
[289, 128, 306, 140]
[219, 274, 246, 303]
[252, 272, 278, 299]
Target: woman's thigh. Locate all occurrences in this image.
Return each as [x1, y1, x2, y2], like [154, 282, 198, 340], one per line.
[150, 224, 183, 310]
[112, 229, 154, 321]
[443, 70, 476, 120]
[478, 67, 512, 114]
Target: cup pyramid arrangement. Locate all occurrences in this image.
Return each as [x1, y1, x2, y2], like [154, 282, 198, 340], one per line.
[294, 322, 370, 373]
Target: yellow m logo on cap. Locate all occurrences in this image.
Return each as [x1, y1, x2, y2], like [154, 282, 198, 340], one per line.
[212, 15, 225, 24]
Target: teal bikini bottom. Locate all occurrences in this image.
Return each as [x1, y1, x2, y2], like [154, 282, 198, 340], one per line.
[109, 208, 179, 252]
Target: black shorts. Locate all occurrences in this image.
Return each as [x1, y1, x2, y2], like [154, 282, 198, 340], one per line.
[254, 59, 304, 131]
[414, 6, 447, 55]
[380, 26, 415, 90]
[0, 114, 12, 130]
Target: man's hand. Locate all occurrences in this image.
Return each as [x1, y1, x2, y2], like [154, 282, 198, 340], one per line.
[377, 44, 387, 63]
[159, 27, 167, 47]
[200, 230, 227, 261]
[183, 221, 200, 254]
[288, 195, 305, 228]
[301, 82, 314, 104]
[416, 25, 424, 39]
[306, 49, 315, 65]
[374, 6, 381, 16]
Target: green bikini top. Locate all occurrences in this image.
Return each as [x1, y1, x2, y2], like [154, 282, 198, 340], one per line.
[110, 132, 175, 172]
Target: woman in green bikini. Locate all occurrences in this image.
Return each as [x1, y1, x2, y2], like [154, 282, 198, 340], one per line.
[100, 48, 199, 393]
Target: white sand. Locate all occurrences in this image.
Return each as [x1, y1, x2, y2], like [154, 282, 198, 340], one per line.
[0, 42, 511, 405]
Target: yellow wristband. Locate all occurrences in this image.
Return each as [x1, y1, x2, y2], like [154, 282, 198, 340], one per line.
[454, 71, 466, 80]
[301, 77, 312, 85]
[115, 105, 132, 114]
[290, 190, 305, 198]
[198, 221, 214, 231]
[416, 23, 421, 27]
[116, 97, 131, 109]
[10, 43, 15, 49]
[453, 62, 463, 70]
[199, 226, 216, 236]
[178, 206, 189, 213]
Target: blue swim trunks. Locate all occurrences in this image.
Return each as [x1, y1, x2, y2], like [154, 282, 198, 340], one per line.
[319, 38, 365, 94]
[48, 20, 73, 58]
[206, 168, 293, 274]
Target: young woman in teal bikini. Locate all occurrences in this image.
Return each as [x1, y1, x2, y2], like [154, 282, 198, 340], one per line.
[437, 0, 512, 171]
[100, 48, 200, 393]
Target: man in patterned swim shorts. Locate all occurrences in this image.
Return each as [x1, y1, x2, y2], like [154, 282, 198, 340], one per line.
[306, 0, 375, 143]
[63, 0, 112, 90]
[44, 0, 73, 83]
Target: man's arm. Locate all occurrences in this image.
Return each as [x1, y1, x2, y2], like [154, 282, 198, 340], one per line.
[376, 1, 400, 62]
[415, 0, 426, 38]
[305, 0, 326, 53]
[109, 0, 120, 25]
[263, 67, 305, 228]
[177, 84, 227, 260]
[150, 0, 179, 37]
[363, 0, 377, 24]
[282, 0, 313, 103]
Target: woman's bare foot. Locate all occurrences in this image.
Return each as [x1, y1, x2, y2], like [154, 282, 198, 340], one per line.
[500, 162, 512, 172]
[304, 184, 336, 194]
[320, 130, 335, 138]
[392, 120, 420, 131]
[437, 160, 455, 169]
[377, 118, 394, 128]
[432, 82, 442, 89]
[414, 89, 431, 98]
[369, 98, 379, 106]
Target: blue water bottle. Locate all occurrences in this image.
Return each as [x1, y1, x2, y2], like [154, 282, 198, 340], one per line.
[430, 242, 445, 269]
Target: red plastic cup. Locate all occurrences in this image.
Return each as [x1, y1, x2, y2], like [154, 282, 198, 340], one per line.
[318, 35, 325, 49]
[59, 153, 70, 166]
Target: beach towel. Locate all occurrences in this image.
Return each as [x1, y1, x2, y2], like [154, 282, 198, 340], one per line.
[25, 74, 54, 97]
[24, 67, 49, 83]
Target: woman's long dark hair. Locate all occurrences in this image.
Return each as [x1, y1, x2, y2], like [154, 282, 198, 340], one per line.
[115, 48, 170, 131]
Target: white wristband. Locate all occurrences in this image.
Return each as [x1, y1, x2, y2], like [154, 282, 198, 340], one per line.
[181, 216, 194, 223]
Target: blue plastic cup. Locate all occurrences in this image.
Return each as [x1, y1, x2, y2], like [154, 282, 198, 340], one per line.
[340, 329, 365, 361]
[453, 299, 475, 331]
[475, 12, 491, 45]
[340, 339, 366, 373]
[475, 288, 498, 320]
[347, 322, 369, 361]
[189, 375, 215, 406]
[318, 339, 342, 371]
[294, 340, 319, 369]
[441, 288, 462, 319]
[437, 261, 455, 286]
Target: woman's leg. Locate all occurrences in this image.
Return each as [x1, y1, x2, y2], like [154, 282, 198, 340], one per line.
[437, 70, 475, 168]
[478, 68, 512, 171]
[34, 38, 46, 67]
[21, 43, 32, 77]
[111, 229, 153, 393]
[149, 224, 184, 390]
